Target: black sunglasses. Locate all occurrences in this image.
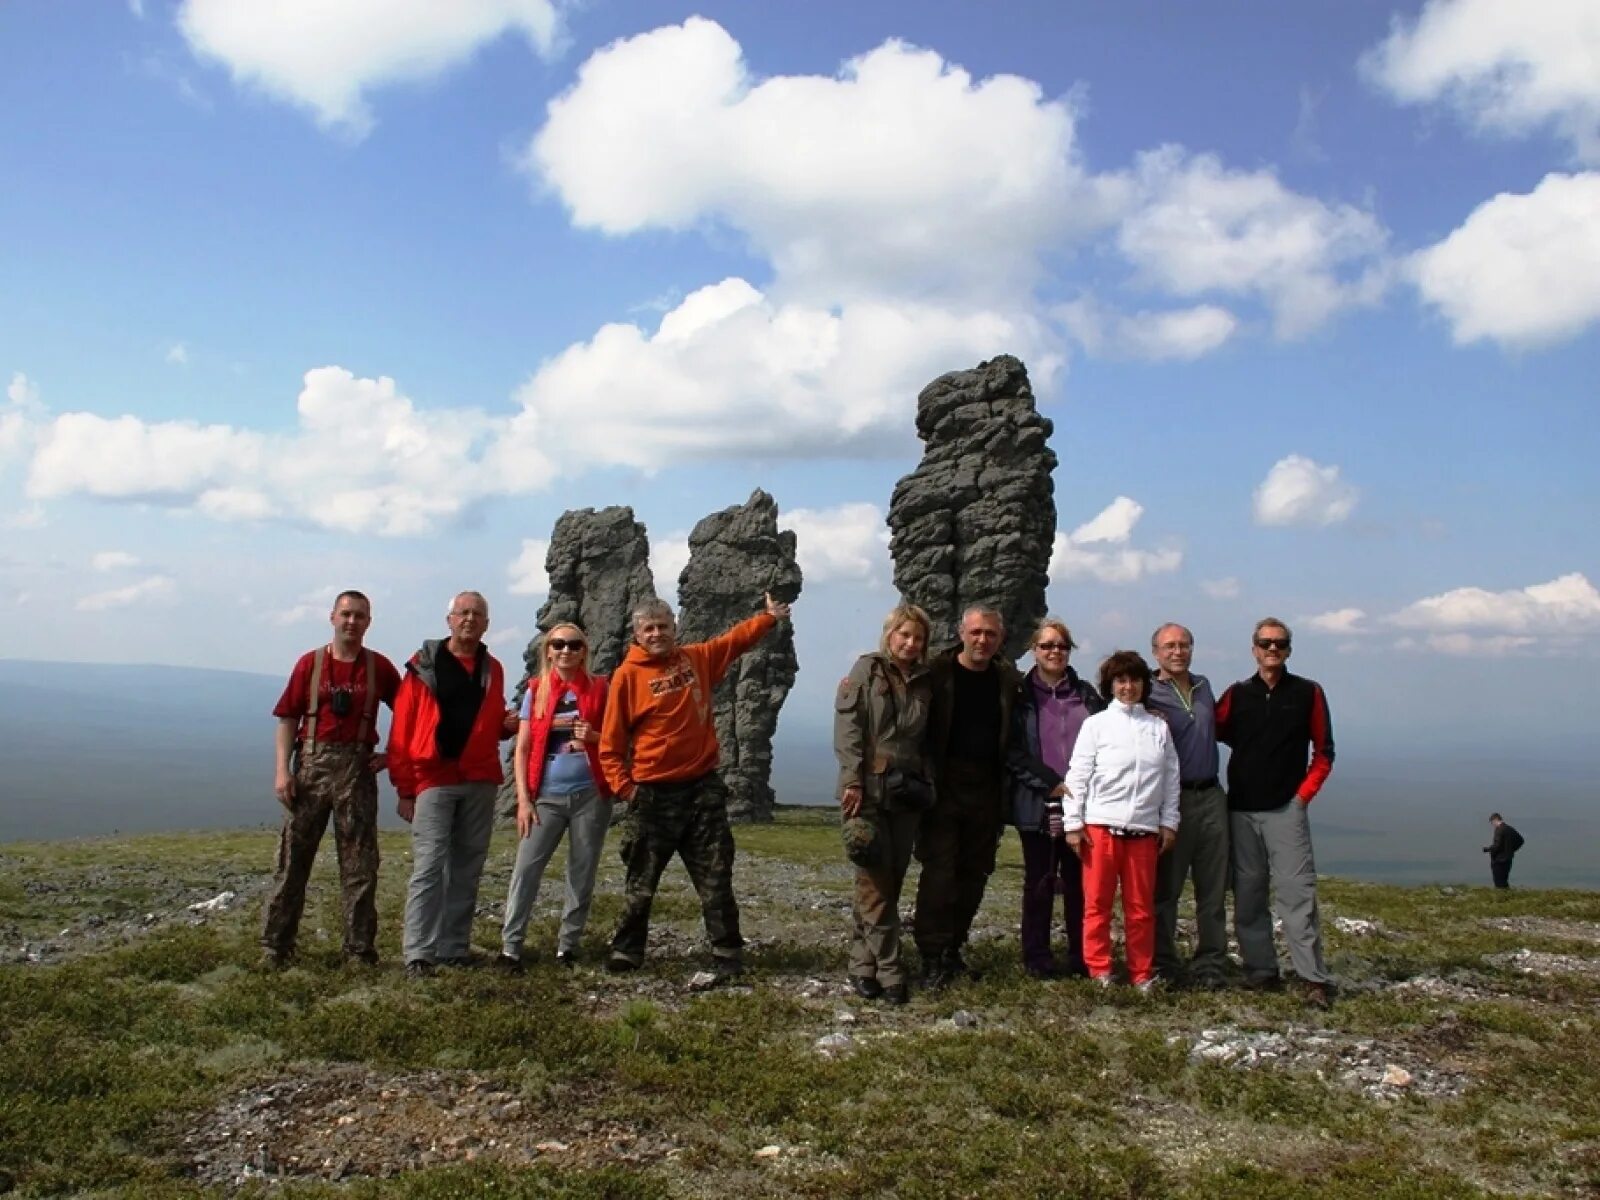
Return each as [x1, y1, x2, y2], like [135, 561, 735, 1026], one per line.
[1035, 641, 1069, 652]
[547, 638, 585, 651]
[1254, 637, 1291, 651]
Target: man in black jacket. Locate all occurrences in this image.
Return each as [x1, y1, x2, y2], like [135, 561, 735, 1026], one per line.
[1484, 813, 1524, 889]
[915, 606, 1021, 989]
[1216, 618, 1336, 1008]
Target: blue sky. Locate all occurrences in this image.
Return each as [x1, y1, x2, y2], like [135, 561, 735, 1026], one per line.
[2, 0, 1597, 758]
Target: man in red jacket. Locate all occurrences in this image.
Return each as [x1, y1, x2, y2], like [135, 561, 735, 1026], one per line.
[390, 590, 516, 978]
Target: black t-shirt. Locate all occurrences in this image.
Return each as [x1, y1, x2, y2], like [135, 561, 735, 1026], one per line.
[948, 661, 1002, 765]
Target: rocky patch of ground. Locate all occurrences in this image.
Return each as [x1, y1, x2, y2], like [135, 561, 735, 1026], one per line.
[1180, 1024, 1470, 1101]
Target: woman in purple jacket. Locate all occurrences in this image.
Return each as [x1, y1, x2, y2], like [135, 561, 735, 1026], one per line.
[1006, 618, 1105, 979]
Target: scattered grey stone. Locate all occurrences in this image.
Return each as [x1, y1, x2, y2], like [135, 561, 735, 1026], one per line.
[188, 890, 237, 913]
[951, 1010, 980, 1029]
[1185, 1025, 1467, 1101]
[887, 355, 1056, 660]
[815, 1031, 854, 1055]
[687, 971, 719, 991]
[1332, 916, 1385, 937]
[675, 488, 802, 822]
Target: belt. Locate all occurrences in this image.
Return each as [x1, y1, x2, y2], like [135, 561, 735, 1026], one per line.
[1102, 827, 1157, 840]
[1181, 777, 1218, 791]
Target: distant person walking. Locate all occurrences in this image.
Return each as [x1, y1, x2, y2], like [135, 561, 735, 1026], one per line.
[263, 590, 400, 968]
[600, 592, 792, 977]
[1146, 622, 1230, 990]
[1062, 651, 1180, 991]
[497, 622, 612, 971]
[1006, 617, 1104, 980]
[1484, 813, 1524, 889]
[834, 602, 936, 1004]
[390, 591, 517, 978]
[1216, 618, 1336, 1009]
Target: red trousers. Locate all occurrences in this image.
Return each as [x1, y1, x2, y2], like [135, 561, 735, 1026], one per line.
[1080, 827, 1159, 984]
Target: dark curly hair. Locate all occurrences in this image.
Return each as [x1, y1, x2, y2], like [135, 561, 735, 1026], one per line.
[1097, 649, 1153, 705]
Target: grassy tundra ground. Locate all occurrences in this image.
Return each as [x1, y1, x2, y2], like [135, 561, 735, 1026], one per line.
[2, 808, 1597, 1198]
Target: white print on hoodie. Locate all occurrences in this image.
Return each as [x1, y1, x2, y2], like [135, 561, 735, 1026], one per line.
[1063, 699, 1181, 834]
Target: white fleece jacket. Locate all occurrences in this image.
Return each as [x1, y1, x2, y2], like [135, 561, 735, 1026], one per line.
[1063, 699, 1181, 834]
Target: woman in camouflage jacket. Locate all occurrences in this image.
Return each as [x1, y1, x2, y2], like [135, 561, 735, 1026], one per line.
[833, 602, 936, 1005]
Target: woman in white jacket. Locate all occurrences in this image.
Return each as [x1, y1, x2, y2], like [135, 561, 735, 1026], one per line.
[1063, 650, 1180, 990]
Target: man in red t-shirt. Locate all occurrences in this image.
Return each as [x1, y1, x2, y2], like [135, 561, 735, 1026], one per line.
[263, 590, 401, 967]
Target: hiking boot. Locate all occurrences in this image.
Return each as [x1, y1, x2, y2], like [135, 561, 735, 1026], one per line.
[606, 955, 640, 974]
[1133, 977, 1165, 995]
[494, 953, 525, 975]
[712, 958, 744, 981]
[883, 982, 910, 1006]
[405, 960, 435, 980]
[1090, 973, 1116, 990]
[1244, 973, 1284, 993]
[850, 975, 884, 1000]
[441, 952, 486, 969]
[554, 950, 577, 969]
[943, 949, 982, 982]
[345, 949, 380, 968]
[1025, 962, 1060, 981]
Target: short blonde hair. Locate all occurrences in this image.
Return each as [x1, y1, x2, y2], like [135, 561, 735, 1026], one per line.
[878, 602, 932, 661]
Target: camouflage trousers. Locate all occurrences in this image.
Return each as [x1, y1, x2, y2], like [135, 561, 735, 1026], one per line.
[609, 772, 743, 966]
[261, 744, 379, 960]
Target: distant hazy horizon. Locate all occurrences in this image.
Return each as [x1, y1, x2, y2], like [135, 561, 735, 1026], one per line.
[2, 658, 1593, 889]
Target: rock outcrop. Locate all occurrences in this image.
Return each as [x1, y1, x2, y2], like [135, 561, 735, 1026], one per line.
[529, 506, 658, 676]
[887, 355, 1056, 661]
[675, 489, 802, 823]
[499, 507, 657, 819]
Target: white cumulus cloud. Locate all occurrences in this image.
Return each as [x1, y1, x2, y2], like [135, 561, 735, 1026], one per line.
[165, 342, 189, 366]
[1409, 171, 1600, 348]
[1304, 607, 1367, 634]
[1362, 0, 1600, 163]
[91, 550, 140, 572]
[784, 503, 889, 584]
[1050, 497, 1182, 585]
[26, 367, 515, 537]
[507, 538, 551, 597]
[1057, 297, 1239, 360]
[1388, 572, 1600, 634]
[494, 279, 1054, 470]
[649, 533, 691, 608]
[1253, 455, 1358, 527]
[177, 0, 562, 137]
[528, 17, 1112, 307]
[1116, 146, 1390, 338]
[1200, 577, 1240, 600]
[76, 574, 176, 612]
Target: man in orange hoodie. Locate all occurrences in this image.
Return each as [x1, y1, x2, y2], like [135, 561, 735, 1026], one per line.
[600, 591, 792, 976]
[390, 590, 517, 978]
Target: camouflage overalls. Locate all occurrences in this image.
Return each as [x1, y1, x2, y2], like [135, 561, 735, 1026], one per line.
[261, 747, 380, 959]
[610, 773, 742, 966]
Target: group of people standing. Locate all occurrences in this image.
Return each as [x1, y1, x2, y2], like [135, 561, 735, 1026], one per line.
[264, 587, 790, 979]
[261, 586, 1340, 1005]
[833, 606, 1338, 1008]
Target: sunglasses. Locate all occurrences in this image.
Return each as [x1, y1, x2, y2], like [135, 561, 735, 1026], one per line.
[1254, 637, 1291, 651]
[547, 638, 585, 652]
[1035, 641, 1069, 652]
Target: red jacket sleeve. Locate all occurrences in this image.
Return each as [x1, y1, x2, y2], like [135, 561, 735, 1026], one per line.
[388, 672, 424, 799]
[1296, 683, 1335, 802]
[1214, 684, 1234, 746]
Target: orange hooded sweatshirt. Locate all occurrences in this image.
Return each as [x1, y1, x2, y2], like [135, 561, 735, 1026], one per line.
[599, 613, 776, 795]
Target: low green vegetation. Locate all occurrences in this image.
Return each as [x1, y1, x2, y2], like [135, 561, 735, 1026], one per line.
[2, 809, 1596, 1197]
